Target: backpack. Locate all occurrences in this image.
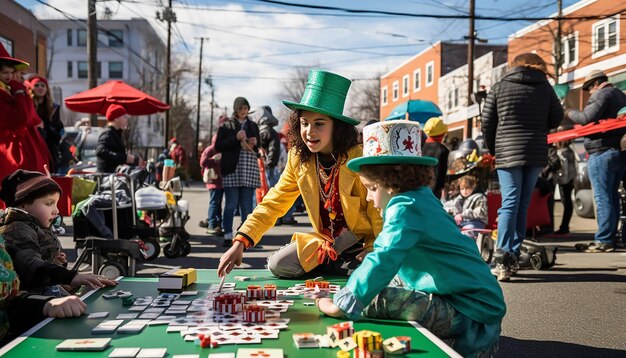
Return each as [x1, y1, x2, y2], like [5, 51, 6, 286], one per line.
[554, 147, 576, 185]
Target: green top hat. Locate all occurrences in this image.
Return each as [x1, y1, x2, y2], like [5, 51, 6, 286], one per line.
[282, 69, 360, 125]
[347, 120, 438, 172]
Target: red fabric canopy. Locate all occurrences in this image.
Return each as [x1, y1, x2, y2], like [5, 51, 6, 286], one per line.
[547, 117, 626, 144]
[64, 80, 169, 115]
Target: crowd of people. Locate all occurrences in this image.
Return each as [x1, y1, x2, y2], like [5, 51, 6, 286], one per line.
[1, 40, 626, 356]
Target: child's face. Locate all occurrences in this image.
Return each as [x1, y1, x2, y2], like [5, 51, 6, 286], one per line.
[360, 175, 393, 212]
[236, 105, 250, 120]
[20, 192, 60, 228]
[460, 185, 474, 198]
[300, 110, 334, 154]
[0, 66, 14, 84]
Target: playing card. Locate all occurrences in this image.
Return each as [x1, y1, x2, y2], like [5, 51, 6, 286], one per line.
[172, 300, 192, 305]
[315, 334, 331, 348]
[338, 337, 357, 351]
[56, 338, 111, 351]
[207, 354, 235, 358]
[108, 347, 140, 357]
[179, 290, 198, 296]
[234, 336, 261, 344]
[139, 313, 160, 319]
[250, 329, 279, 339]
[236, 348, 282, 358]
[116, 313, 138, 319]
[166, 325, 188, 333]
[87, 312, 109, 319]
[136, 348, 167, 358]
[383, 336, 405, 354]
[128, 305, 149, 312]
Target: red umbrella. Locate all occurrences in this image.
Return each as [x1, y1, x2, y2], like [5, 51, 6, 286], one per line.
[64, 80, 169, 115]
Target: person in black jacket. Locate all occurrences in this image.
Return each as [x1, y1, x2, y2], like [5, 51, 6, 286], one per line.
[422, 117, 449, 199]
[95, 104, 141, 173]
[215, 97, 261, 247]
[566, 70, 626, 252]
[481, 53, 563, 281]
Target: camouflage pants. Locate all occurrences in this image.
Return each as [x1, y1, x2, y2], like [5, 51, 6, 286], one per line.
[362, 277, 499, 358]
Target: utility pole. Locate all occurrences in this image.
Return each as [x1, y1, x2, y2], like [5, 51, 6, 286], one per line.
[554, 0, 563, 84]
[87, 0, 98, 126]
[466, 0, 476, 138]
[194, 37, 208, 161]
[205, 76, 215, 140]
[157, 0, 176, 147]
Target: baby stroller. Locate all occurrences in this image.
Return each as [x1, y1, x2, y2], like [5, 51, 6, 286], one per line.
[136, 177, 191, 258]
[71, 173, 153, 278]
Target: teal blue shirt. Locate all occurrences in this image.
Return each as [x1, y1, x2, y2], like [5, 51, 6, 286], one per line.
[334, 187, 506, 324]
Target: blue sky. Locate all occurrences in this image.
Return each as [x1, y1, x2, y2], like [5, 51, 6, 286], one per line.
[18, 0, 580, 118]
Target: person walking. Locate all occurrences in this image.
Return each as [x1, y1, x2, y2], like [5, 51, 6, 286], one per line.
[200, 133, 224, 236]
[565, 70, 626, 252]
[481, 53, 563, 281]
[215, 97, 261, 247]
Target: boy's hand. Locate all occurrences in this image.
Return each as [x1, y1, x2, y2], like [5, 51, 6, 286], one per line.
[217, 240, 245, 277]
[54, 252, 67, 265]
[454, 214, 463, 225]
[71, 273, 118, 290]
[317, 298, 344, 318]
[43, 295, 86, 318]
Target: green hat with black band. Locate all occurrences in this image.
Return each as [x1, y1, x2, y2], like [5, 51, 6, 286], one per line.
[282, 69, 360, 126]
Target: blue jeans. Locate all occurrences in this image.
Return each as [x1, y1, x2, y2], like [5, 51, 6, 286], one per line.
[208, 188, 224, 229]
[496, 166, 543, 255]
[223, 186, 256, 237]
[266, 166, 280, 188]
[587, 149, 626, 244]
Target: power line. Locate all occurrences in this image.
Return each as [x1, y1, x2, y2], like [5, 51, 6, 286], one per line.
[253, 0, 626, 22]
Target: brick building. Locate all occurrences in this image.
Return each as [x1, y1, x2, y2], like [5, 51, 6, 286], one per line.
[379, 42, 507, 121]
[508, 0, 625, 110]
[0, 0, 49, 76]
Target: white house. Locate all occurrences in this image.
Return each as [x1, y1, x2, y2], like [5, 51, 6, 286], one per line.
[42, 17, 166, 149]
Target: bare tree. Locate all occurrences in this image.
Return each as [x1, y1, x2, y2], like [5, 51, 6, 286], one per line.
[347, 76, 381, 122]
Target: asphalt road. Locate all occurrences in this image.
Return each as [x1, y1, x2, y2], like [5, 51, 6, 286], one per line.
[59, 182, 626, 357]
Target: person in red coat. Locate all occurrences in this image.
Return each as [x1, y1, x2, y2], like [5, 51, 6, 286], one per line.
[0, 43, 49, 206]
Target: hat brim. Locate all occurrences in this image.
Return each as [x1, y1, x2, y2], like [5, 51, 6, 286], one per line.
[282, 100, 360, 125]
[0, 57, 29, 71]
[347, 155, 438, 172]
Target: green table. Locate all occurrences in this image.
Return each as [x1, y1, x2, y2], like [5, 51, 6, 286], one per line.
[0, 270, 460, 357]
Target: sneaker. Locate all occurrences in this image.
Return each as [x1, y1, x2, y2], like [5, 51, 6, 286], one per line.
[491, 263, 512, 282]
[207, 226, 224, 236]
[584, 242, 615, 253]
[222, 239, 233, 248]
[198, 219, 209, 228]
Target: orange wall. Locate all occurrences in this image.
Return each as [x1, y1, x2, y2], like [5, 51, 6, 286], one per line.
[508, 0, 625, 87]
[380, 43, 441, 120]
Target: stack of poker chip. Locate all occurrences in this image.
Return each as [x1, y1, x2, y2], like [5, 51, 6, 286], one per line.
[246, 285, 263, 300]
[351, 330, 383, 357]
[327, 321, 354, 344]
[396, 336, 411, 353]
[213, 293, 245, 313]
[263, 284, 277, 300]
[352, 348, 384, 358]
[306, 280, 330, 289]
[242, 304, 266, 323]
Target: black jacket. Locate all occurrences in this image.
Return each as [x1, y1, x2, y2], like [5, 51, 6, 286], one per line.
[481, 67, 563, 168]
[259, 122, 280, 168]
[422, 141, 449, 198]
[96, 125, 128, 173]
[567, 84, 626, 154]
[215, 117, 260, 176]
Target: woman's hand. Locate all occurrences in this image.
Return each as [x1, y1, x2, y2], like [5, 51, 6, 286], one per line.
[54, 251, 68, 266]
[43, 295, 87, 318]
[317, 298, 344, 318]
[236, 130, 246, 141]
[217, 240, 245, 277]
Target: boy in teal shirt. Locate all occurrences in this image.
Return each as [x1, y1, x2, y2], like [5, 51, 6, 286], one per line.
[317, 120, 506, 357]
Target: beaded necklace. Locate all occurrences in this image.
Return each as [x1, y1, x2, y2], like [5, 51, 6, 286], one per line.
[316, 153, 339, 237]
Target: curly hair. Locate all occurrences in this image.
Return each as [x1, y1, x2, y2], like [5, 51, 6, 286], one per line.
[286, 109, 358, 164]
[359, 164, 434, 193]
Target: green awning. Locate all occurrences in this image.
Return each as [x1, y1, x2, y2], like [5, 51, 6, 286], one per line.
[553, 83, 570, 100]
